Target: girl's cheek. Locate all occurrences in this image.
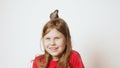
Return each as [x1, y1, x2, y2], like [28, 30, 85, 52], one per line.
[43, 40, 49, 46]
[57, 40, 65, 46]
[44, 42, 49, 46]
[43, 42, 49, 49]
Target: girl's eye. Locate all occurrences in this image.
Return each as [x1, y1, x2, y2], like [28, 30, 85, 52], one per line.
[55, 37, 60, 39]
[45, 37, 50, 40]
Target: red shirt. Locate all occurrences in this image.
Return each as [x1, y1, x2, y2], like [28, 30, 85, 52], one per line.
[32, 50, 84, 68]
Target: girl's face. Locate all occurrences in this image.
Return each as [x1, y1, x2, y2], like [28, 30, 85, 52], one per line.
[43, 29, 66, 60]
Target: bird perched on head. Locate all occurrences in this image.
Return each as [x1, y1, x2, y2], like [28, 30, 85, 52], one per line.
[50, 9, 59, 19]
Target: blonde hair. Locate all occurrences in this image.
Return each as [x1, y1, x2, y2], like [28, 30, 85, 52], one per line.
[37, 18, 72, 68]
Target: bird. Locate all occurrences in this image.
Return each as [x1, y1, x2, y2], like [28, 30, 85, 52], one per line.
[50, 9, 59, 19]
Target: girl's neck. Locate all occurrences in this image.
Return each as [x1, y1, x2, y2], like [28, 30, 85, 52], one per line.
[52, 56, 59, 61]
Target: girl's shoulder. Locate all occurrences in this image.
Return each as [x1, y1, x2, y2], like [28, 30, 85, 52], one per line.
[33, 54, 45, 63]
[69, 50, 84, 68]
[70, 50, 81, 57]
[69, 50, 83, 62]
[32, 54, 45, 68]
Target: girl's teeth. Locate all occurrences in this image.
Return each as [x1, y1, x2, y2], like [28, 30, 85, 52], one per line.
[50, 47, 58, 51]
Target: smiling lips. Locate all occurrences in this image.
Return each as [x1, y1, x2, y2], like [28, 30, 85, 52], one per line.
[49, 47, 58, 52]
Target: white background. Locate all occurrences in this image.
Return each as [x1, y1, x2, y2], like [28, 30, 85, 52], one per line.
[0, 0, 120, 68]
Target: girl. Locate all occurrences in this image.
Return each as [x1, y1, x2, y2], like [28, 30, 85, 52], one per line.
[32, 10, 84, 68]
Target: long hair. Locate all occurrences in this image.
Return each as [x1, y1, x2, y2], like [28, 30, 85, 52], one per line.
[37, 18, 72, 68]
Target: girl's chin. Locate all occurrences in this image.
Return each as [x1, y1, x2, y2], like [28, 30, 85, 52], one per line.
[50, 53, 59, 57]
[49, 52, 63, 58]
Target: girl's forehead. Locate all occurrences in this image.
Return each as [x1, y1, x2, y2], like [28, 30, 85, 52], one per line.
[46, 29, 60, 35]
[44, 29, 64, 37]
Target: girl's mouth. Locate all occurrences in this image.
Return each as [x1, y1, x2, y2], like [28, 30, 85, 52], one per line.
[49, 47, 58, 52]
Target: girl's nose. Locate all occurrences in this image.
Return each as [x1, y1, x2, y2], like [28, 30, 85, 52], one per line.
[50, 39, 55, 45]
